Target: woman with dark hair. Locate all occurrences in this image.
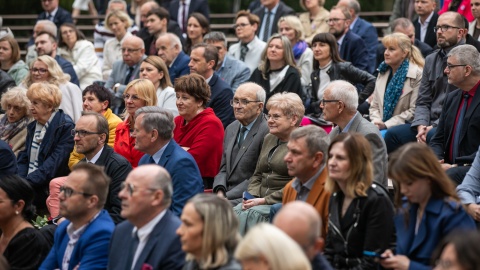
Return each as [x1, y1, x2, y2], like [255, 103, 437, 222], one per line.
[307, 33, 376, 115]
[58, 23, 101, 89]
[325, 133, 395, 269]
[0, 35, 28, 85]
[185, 13, 210, 55]
[248, 34, 303, 106]
[177, 194, 241, 270]
[0, 174, 51, 270]
[380, 143, 475, 270]
[432, 230, 480, 270]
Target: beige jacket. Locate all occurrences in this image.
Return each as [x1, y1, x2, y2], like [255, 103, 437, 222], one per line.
[299, 7, 330, 45]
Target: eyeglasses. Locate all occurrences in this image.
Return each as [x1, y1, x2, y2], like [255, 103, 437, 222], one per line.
[123, 94, 141, 101]
[71, 129, 102, 138]
[230, 99, 261, 107]
[325, 18, 347, 23]
[233, 23, 250, 29]
[433, 25, 460, 32]
[267, 113, 285, 121]
[59, 186, 92, 198]
[121, 48, 141, 53]
[320, 99, 340, 105]
[445, 64, 467, 70]
[31, 68, 48, 74]
[120, 182, 158, 197]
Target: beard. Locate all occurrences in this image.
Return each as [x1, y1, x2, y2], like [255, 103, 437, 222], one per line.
[329, 28, 345, 39]
[437, 35, 458, 49]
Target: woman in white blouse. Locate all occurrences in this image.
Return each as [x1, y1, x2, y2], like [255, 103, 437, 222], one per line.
[102, 10, 133, 80]
[139, 56, 178, 116]
[58, 23, 102, 89]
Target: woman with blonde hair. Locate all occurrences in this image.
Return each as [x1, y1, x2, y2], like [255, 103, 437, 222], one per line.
[235, 223, 311, 270]
[248, 34, 303, 106]
[102, 10, 133, 80]
[380, 143, 475, 270]
[140, 56, 177, 116]
[298, 0, 329, 45]
[0, 87, 32, 156]
[369, 32, 424, 136]
[278, 15, 313, 88]
[114, 78, 157, 168]
[177, 194, 241, 270]
[325, 133, 395, 269]
[0, 35, 29, 85]
[22, 55, 83, 122]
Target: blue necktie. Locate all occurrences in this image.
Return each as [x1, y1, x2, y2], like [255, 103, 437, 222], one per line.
[149, 156, 156, 164]
[452, 93, 470, 163]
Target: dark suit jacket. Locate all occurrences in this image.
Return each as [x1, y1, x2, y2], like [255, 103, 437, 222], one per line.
[168, 0, 210, 24]
[207, 73, 235, 128]
[81, 145, 132, 224]
[0, 140, 17, 176]
[107, 210, 185, 270]
[430, 85, 480, 164]
[376, 39, 433, 68]
[253, 2, 295, 40]
[168, 51, 190, 84]
[40, 210, 115, 270]
[138, 140, 203, 216]
[0, 70, 15, 105]
[104, 55, 147, 97]
[37, 7, 73, 29]
[339, 30, 369, 72]
[414, 12, 439, 48]
[351, 17, 378, 74]
[55, 55, 79, 86]
[213, 114, 269, 205]
[139, 21, 185, 55]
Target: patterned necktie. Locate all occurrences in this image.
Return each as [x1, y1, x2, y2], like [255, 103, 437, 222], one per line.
[240, 44, 249, 61]
[452, 93, 470, 162]
[262, 11, 271, 42]
[182, 1, 188, 33]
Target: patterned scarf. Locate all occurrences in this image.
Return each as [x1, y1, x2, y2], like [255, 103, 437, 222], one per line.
[28, 110, 57, 174]
[378, 59, 409, 122]
[293, 40, 308, 62]
[0, 115, 30, 142]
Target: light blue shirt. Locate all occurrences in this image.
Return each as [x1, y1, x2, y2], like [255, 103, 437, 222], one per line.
[258, 3, 280, 41]
[342, 112, 359, 133]
[150, 140, 170, 164]
[238, 117, 258, 144]
[291, 165, 325, 201]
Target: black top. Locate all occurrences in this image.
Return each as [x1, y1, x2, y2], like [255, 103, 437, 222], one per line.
[4, 227, 51, 270]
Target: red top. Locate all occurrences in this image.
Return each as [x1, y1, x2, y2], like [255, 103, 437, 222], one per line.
[173, 108, 224, 178]
[114, 118, 144, 168]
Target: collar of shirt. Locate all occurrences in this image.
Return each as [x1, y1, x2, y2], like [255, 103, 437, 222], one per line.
[182, 0, 191, 5]
[205, 74, 213, 83]
[86, 146, 104, 164]
[349, 17, 359, 30]
[169, 54, 179, 68]
[66, 211, 102, 242]
[151, 140, 170, 164]
[264, 2, 280, 14]
[467, 79, 480, 97]
[418, 10, 434, 26]
[342, 111, 359, 133]
[48, 7, 59, 18]
[132, 209, 167, 244]
[291, 164, 325, 193]
[337, 33, 346, 47]
[243, 116, 258, 131]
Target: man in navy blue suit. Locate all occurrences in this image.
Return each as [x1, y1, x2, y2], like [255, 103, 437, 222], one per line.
[0, 140, 17, 176]
[107, 164, 186, 270]
[37, 0, 73, 29]
[156, 33, 190, 84]
[134, 106, 203, 215]
[189, 43, 235, 128]
[328, 5, 369, 72]
[167, 0, 210, 34]
[337, 0, 378, 74]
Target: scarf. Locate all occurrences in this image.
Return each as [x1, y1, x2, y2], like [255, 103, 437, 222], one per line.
[378, 59, 409, 122]
[293, 40, 308, 61]
[28, 110, 57, 174]
[0, 115, 30, 142]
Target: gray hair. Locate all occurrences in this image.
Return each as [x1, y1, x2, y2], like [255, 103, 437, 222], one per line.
[108, 0, 127, 11]
[203, 31, 227, 49]
[165, 32, 183, 51]
[448, 44, 480, 75]
[330, 5, 352, 20]
[266, 92, 305, 127]
[35, 20, 57, 37]
[290, 125, 330, 163]
[391, 18, 414, 32]
[81, 111, 109, 144]
[150, 166, 173, 207]
[345, 0, 361, 14]
[135, 106, 175, 140]
[238, 82, 266, 103]
[326, 80, 358, 112]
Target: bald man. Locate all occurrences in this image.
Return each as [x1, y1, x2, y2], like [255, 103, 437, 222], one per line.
[274, 201, 333, 270]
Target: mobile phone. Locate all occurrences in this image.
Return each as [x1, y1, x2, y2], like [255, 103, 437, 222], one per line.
[363, 251, 387, 259]
[243, 191, 255, 200]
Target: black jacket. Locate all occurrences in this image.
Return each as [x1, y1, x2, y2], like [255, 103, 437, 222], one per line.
[0, 70, 15, 113]
[308, 62, 376, 114]
[325, 185, 395, 270]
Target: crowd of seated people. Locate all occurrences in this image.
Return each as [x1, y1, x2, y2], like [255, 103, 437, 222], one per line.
[2, 0, 480, 268]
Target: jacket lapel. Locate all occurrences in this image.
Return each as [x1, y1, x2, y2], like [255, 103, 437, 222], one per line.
[461, 84, 480, 142]
[225, 122, 240, 174]
[158, 140, 175, 167]
[231, 115, 266, 172]
[306, 168, 328, 206]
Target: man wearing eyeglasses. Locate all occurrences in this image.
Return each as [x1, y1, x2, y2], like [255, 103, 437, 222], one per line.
[108, 165, 185, 270]
[105, 35, 146, 115]
[322, 80, 388, 188]
[213, 83, 269, 205]
[40, 163, 115, 270]
[134, 106, 203, 216]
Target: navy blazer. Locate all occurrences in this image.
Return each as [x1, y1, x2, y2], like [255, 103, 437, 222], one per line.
[37, 7, 73, 29]
[339, 30, 369, 72]
[168, 0, 210, 25]
[168, 51, 190, 84]
[0, 140, 17, 176]
[40, 210, 115, 270]
[350, 17, 378, 74]
[107, 210, 185, 270]
[55, 55, 79, 86]
[208, 73, 235, 128]
[138, 140, 203, 216]
[395, 198, 475, 269]
[414, 12, 439, 49]
[253, 2, 295, 41]
[430, 85, 480, 164]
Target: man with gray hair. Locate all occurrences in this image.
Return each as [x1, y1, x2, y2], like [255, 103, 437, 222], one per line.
[213, 82, 269, 205]
[430, 44, 480, 184]
[155, 33, 190, 84]
[108, 165, 185, 269]
[322, 80, 388, 187]
[274, 201, 333, 270]
[134, 106, 203, 215]
[26, 20, 58, 66]
[204, 32, 250, 92]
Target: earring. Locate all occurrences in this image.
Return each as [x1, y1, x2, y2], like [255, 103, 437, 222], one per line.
[15, 211, 19, 215]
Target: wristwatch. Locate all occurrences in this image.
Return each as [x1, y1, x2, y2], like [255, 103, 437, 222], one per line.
[113, 83, 121, 93]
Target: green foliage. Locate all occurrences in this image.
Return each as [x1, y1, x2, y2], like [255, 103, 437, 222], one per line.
[32, 215, 49, 229]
